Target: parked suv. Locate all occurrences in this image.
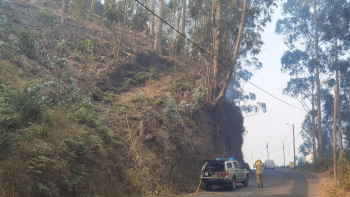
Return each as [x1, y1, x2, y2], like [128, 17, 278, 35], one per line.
[201, 158, 249, 191]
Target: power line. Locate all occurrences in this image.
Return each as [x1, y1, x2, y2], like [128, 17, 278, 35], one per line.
[136, 0, 306, 111]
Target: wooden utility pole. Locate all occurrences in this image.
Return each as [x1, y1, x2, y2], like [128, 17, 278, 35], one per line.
[333, 84, 338, 181]
[293, 124, 296, 170]
[283, 141, 285, 167]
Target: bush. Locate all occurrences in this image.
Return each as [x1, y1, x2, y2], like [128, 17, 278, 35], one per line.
[35, 9, 55, 25]
[314, 157, 333, 172]
[77, 39, 97, 55]
[18, 30, 37, 57]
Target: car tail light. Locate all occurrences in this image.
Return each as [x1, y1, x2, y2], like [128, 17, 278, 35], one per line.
[221, 171, 229, 176]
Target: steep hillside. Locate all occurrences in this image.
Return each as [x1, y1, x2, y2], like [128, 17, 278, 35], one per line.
[0, 0, 246, 196]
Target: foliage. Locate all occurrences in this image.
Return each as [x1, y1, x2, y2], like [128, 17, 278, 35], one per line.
[129, 10, 148, 31]
[164, 93, 178, 120]
[78, 39, 97, 55]
[18, 30, 37, 57]
[56, 40, 67, 55]
[170, 79, 192, 93]
[35, 9, 55, 25]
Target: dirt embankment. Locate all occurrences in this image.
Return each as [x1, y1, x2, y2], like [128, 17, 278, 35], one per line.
[0, 0, 247, 196]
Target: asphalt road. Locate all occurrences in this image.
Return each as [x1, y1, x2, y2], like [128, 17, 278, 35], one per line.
[181, 169, 319, 197]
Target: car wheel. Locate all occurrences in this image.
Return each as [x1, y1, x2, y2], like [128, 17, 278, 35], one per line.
[229, 177, 236, 191]
[205, 183, 212, 191]
[243, 175, 249, 187]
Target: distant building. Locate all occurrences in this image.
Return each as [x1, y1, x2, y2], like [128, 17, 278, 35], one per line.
[305, 152, 314, 163]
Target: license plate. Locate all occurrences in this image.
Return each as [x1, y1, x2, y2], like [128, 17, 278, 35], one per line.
[213, 174, 217, 178]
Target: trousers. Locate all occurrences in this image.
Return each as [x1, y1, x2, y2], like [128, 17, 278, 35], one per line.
[256, 174, 264, 185]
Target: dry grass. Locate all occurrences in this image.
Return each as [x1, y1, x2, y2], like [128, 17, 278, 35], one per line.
[320, 178, 350, 197]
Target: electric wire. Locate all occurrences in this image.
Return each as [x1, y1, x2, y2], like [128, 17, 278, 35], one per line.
[136, 0, 306, 111]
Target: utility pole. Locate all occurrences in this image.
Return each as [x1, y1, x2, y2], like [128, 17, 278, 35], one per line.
[283, 141, 285, 167]
[251, 152, 253, 166]
[293, 124, 296, 170]
[266, 142, 269, 160]
[333, 84, 338, 181]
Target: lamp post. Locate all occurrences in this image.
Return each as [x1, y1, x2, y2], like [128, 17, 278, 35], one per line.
[286, 123, 296, 170]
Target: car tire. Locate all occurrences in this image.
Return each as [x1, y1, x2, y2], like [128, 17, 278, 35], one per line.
[205, 183, 212, 191]
[243, 175, 249, 187]
[229, 177, 236, 191]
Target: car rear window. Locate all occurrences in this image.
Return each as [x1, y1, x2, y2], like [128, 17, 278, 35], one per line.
[205, 163, 225, 170]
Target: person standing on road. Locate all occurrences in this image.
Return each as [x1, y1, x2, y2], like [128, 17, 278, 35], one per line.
[253, 159, 265, 188]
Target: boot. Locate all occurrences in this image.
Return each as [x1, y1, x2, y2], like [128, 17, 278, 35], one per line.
[258, 184, 260, 188]
[261, 184, 264, 188]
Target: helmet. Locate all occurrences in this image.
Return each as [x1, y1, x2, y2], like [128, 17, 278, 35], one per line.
[257, 159, 262, 163]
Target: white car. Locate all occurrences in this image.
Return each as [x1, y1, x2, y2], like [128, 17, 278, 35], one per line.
[264, 160, 275, 170]
[201, 158, 249, 191]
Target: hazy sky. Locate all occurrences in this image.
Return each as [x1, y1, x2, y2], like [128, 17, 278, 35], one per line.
[241, 5, 309, 168]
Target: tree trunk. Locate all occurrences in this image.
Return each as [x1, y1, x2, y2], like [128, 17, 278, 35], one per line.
[149, 0, 155, 35]
[333, 84, 338, 180]
[181, 0, 186, 33]
[212, 1, 221, 98]
[313, 0, 323, 157]
[154, 0, 163, 54]
[61, 0, 65, 25]
[211, 0, 247, 108]
[91, 0, 95, 11]
[312, 95, 316, 162]
[335, 38, 343, 158]
[123, 2, 128, 24]
[171, 3, 181, 48]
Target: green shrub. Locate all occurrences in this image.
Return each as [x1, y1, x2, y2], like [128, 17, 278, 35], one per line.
[131, 92, 148, 103]
[77, 39, 97, 55]
[35, 9, 55, 25]
[56, 40, 67, 55]
[151, 99, 163, 107]
[170, 79, 192, 93]
[18, 30, 37, 57]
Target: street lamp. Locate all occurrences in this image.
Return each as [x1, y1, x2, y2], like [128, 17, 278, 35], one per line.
[322, 80, 338, 181]
[286, 123, 296, 170]
[263, 141, 269, 160]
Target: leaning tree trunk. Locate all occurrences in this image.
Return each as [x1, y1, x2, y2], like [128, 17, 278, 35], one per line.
[171, 0, 182, 48]
[154, 0, 163, 54]
[212, 1, 221, 99]
[313, 0, 323, 157]
[211, 0, 247, 108]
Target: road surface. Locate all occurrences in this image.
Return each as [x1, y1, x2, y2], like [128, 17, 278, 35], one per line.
[181, 169, 320, 197]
